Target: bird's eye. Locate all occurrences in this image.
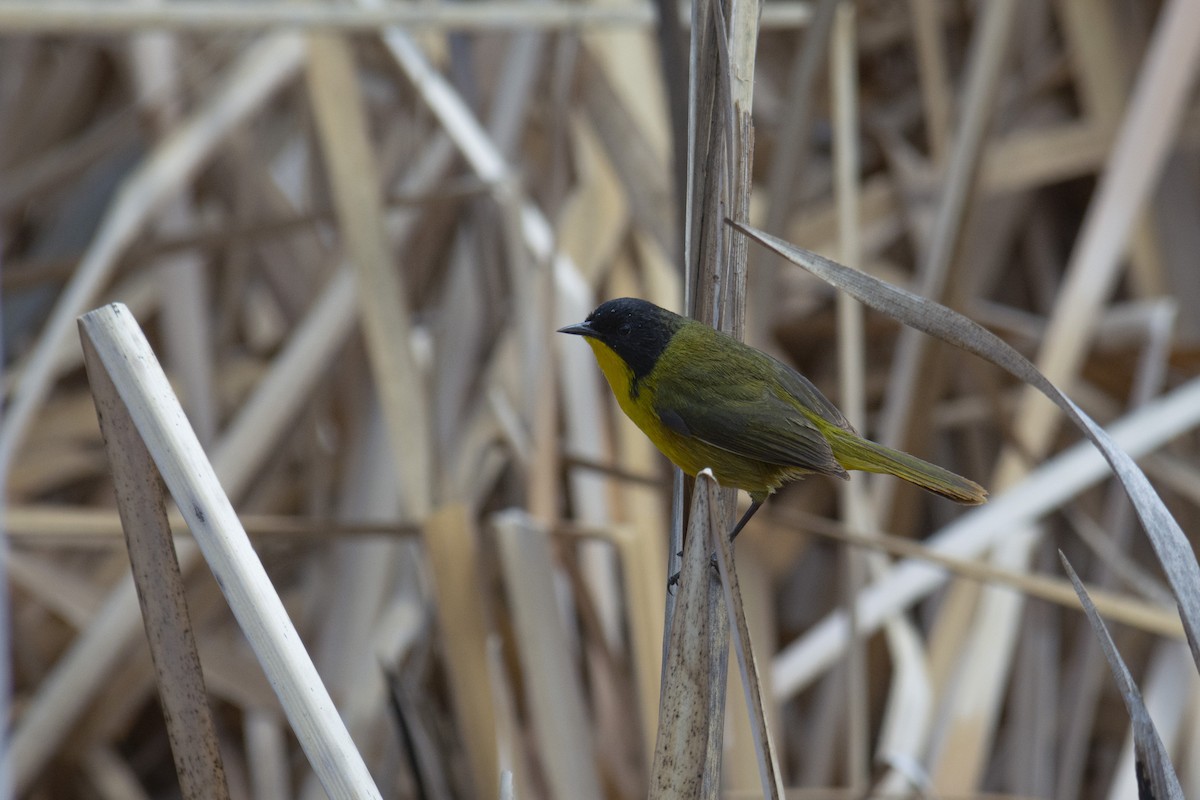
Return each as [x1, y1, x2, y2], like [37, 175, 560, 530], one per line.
[618, 324, 632, 336]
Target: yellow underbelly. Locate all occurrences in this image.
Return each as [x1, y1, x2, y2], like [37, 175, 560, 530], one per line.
[644, 423, 804, 495]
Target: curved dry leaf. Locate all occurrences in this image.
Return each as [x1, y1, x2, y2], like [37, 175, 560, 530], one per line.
[729, 221, 1200, 675]
[1060, 553, 1184, 799]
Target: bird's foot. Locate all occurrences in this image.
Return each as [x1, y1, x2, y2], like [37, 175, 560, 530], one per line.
[666, 553, 721, 591]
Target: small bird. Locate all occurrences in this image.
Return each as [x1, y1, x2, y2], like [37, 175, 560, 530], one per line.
[558, 298, 986, 542]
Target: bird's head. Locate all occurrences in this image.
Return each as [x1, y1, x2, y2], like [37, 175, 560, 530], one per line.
[557, 297, 684, 381]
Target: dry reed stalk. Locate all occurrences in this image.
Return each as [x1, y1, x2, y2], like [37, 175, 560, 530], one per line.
[482, 599, 537, 800]
[81, 329, 229, 799]
[306, 33, 431, 522]
[649, 470, 723, 797]
[297, 397, 407, 800]
[128, 22, 218, 447]
[1058, 0, 1168, 299]
[669, 0, 749, 788]
[149, 198, 216, 443]
[422, 505, 500, 800]
[830, 4, 871, 789]
[582, 0, 672, 167]
[0, 0, 814, 31]
[720, 536, 782, 789]
[494, 510, 604, 800]
[576, 53, 675, 262]
[10, 268, 359, 791]
[976, 121, 1113, 192]
[750, 0, 837, 347]
[662, 0, 768, 787]
[927, 521, 1037, 789]
[1001, 556, 1058, 797]
[78, 303, 380, 798]
[610, 512, 670, 751]
[244, 709, 292, 800]
[709, 479, 785, 798]
[4, 505, 418, 545]
[907, 0, 951, 164]
[775, 510, 1182, 640]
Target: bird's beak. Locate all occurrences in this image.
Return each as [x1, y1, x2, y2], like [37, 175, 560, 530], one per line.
[556, 321, 596, 338]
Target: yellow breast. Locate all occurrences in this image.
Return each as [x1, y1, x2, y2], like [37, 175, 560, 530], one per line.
[585, 338, 663, 434]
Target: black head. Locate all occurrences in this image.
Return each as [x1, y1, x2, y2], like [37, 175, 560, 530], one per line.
[557, 298, 685, 383]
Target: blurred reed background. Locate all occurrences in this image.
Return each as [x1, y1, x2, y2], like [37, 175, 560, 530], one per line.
[2, 1, 1200, 798]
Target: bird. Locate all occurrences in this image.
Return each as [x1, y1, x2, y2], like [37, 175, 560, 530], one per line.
[558, 297, 986, 544]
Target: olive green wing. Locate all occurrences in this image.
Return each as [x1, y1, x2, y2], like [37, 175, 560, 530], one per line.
[768, 357, 855, 432]
[653, 361, 847, 478]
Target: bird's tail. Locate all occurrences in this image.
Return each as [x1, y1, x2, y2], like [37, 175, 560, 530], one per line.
[828, 431, 987, 505]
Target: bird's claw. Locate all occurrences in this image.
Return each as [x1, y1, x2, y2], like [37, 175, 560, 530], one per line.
[666, 554, 720, 592]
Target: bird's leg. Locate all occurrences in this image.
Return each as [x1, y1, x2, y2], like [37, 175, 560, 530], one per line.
[728, 499, 763, 543]
[668, 499, 764, 589]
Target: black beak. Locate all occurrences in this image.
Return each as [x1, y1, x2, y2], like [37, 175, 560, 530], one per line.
[557, 321, 596, 337]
